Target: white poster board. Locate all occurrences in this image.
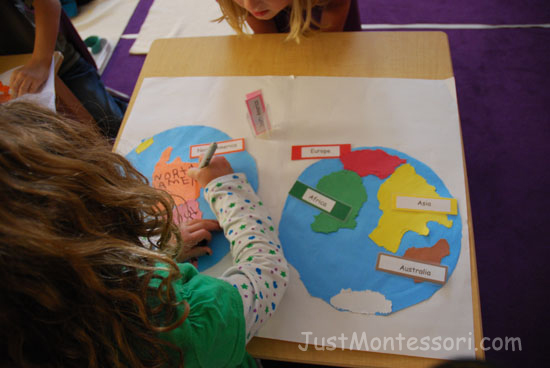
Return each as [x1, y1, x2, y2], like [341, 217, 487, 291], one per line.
[117, 76, 475, 359]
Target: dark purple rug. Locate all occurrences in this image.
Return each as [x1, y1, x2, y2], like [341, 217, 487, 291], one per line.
[101, 38, 145, 97]
[448, 27, 549, 367]
[100, 0, 153, 96]
[101, 1, 550, 367]
[123, 0, 154, 34]
[357, 0, 550, 24]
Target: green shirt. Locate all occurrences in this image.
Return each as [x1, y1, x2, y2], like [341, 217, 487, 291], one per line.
[156, 263, 257, 368]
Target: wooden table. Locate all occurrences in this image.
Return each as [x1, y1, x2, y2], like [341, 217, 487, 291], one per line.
[0, 52, 93, 124]
[119, 32, 483, 367]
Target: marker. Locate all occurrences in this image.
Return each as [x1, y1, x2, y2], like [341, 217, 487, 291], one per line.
[198, 142, 218, 168]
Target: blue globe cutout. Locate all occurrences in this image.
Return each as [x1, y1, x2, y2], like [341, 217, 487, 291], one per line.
[126, 126, 258, 271]
[279, 147, 462, 315]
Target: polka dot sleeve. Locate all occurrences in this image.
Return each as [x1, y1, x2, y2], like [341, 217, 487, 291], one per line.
[203, 173, 289, 342]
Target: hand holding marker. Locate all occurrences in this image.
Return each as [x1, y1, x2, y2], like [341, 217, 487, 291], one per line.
[199, 142, 218, 168]
[183, 142, 218, 266]
[189, 143, 234, 189]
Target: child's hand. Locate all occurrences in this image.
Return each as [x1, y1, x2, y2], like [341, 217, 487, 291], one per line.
[9, 59, 50, 98]
[175, 218, 222, 262]
[188, 156, 234, 188]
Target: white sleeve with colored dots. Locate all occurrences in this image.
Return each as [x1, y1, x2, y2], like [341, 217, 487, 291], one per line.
[203, 173, 289, 342]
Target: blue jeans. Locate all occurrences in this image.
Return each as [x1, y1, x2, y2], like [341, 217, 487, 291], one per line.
[59, 56, 127, 138]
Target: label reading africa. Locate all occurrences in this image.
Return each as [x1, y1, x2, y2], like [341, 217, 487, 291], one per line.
[289, 181, 352, 222]
[292, 144, 351, 160]
[376, 253, 448, 285]
[303, 188, 336, 212]
[190, 138, 245, 158]
[393, 195, 457, 215]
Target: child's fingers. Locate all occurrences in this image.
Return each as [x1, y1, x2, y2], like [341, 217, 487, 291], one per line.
[184, 218, 219, 226]
[187, 154, 204, 180]
[210, 156, 232, 170]
[188, 156, 234, 188]
[177, 219, 221, 249]
[187, 167, 199, 180]
[182, 227, 213, 246]
[185, 246, 213, 260]
[18, 79, 32, 96]
[176, 245, 212, 263]
[10, 72, 23, 97]
[184, 219, 222, 232]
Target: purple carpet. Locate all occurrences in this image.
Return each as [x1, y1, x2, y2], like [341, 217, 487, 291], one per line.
[450, 28, 549, 367]
[358, 0, 550, 24]
[100, 0, 153, 97]
[101, 38, 145, 97]
[101, 1, 549, 367]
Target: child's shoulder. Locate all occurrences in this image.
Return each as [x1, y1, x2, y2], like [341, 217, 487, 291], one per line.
[160, 263, 252, 367]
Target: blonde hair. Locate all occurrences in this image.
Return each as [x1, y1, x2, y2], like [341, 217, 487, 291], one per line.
[217, 0, 327, 42]
[0, 102, 188, 367]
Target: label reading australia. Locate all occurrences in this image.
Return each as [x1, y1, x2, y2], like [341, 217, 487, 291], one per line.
[376, 253, 448, 285]
[289, 181, 352, 222]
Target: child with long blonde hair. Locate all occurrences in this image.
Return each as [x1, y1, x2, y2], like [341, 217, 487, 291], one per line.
[217, 0, 360, 41]
[0, 102, 287, 368]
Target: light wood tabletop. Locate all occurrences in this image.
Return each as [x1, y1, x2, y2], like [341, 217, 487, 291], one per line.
[119, 31, 483, 367]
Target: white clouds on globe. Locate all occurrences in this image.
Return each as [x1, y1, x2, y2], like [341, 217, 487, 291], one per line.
[330, 289, 392, 315]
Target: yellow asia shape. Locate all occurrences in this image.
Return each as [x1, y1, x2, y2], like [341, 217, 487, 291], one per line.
[369, 164, 453, 253]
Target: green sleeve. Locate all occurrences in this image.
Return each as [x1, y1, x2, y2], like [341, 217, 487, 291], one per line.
[159, 263, 256, 368]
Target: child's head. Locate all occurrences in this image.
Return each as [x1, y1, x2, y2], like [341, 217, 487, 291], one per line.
[0, 102, 186, 367]
[234, 0, 292, 20]
[217, 0, 326, 41]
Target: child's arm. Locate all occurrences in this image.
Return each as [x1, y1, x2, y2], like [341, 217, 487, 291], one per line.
[188, 158, 288, 341]
[320, 0, 351, 32]
[10, 0, 60, 97]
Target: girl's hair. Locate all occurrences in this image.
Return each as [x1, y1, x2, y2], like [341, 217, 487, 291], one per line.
[0, 102, 187, 368]
[217, 0, 327, 42]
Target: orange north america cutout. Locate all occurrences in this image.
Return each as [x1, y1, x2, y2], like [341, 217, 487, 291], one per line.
[152, 147, 200, 206]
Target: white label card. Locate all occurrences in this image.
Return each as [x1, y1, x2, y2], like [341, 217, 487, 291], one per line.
[376, 253, 448, 284]
[301, 146, 340, 158]
[190, 139, 244, 158]
[302, 188, 336, 212]
[394, 195, 456, 214]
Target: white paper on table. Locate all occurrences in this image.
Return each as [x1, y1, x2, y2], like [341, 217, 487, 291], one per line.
[130, 0, 237, 55]
[72, 0, 139, 72]
[117, 76, 476, 360]
[0, 58, 56, 111]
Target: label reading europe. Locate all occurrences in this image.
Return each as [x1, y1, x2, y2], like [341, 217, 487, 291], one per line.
[289, 181, 352, 222]
[291, 144, 351, 160]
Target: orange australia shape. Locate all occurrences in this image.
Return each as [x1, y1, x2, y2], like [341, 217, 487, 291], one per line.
[340, 149, 406, 179]
[152, 147, 200, 206]
[403, 239, 451, 283]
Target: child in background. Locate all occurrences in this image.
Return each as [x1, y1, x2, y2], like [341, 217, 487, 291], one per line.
[217, 0, 360, 41]
[0, 101, 288, 368]
[2, 0, 125, 138]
